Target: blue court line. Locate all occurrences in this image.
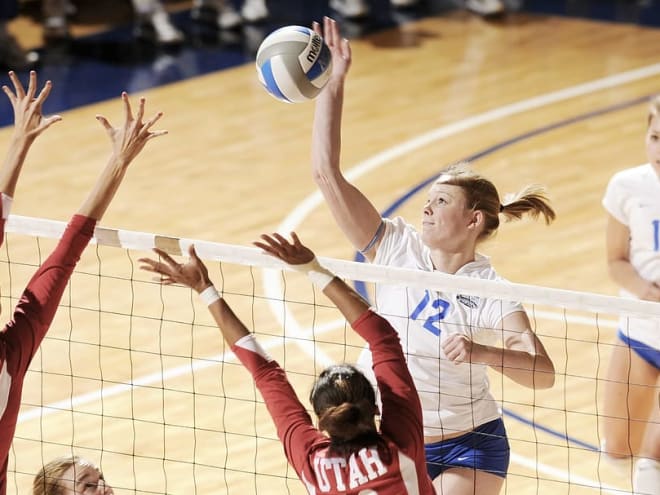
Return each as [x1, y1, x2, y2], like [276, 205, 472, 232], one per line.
[504, 408, 599, 452]
[353, 92, 654, 453]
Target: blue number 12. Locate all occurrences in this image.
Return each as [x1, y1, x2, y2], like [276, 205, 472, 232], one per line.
[409, 290, 451, 336]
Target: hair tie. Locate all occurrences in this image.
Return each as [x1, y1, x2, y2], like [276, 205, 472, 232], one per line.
[499, 204, 504, 213]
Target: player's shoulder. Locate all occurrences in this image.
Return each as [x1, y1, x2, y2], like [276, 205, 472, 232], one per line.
[378, 217, 428, 265]
[460, 254, 499, 279]
[383, 216, 417, 235]
[609, 163, 652, 186]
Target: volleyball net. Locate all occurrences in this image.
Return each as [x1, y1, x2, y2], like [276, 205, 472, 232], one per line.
[4, 215, 658, 495]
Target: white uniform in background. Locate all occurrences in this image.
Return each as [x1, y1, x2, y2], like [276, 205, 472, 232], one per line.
[602, 163, 660, 352]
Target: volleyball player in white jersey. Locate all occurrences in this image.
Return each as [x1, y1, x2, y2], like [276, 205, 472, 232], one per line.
[601, 95, 660, 495]
[310, 17, 556, 495]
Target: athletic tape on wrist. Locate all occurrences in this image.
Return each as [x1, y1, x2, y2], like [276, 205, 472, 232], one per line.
[199, 285, 221, 306]
[2, 194, 13, 220]
[308, 269, 334, 291]
[295, 258, 334, 291]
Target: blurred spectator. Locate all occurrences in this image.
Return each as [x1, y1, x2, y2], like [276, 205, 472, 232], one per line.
[191, 0, 269, 29]
[330, 0, 506, 19]
[42, 0, 185, 44]
[0, 1, 39, 70]
[330, 0, 419, 19]
[465, 0, 506, 16]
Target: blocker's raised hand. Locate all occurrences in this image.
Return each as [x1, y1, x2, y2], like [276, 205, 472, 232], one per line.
[139, 245, 212, 293]
[96, 92, 167, 165]
[253, 232, 316, 267]
[2, 70, 62, 142]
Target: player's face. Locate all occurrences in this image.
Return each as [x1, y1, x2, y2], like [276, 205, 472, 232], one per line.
[58, 463, 114, 495]
[421, 182, 476, 251]
[646, 115, 660, 173]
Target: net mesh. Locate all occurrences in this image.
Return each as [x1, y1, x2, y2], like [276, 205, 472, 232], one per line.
[4, 215, 657, 495]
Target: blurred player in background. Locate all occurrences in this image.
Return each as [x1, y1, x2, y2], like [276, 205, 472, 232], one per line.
[601, 95, 660, 495]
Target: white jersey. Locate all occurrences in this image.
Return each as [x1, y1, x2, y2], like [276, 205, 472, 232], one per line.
[602, 163, 660, 350]
[358, 216, 523, 437]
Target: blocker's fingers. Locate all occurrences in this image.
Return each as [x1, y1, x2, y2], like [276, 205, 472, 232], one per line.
[252, 241, 268, 252]
[138, 258, 158, 271]
[259, 233, 284, 250]
[290, 232, 302, 247]
[270, 232, 291, 247]
[152, 247, 180, 269]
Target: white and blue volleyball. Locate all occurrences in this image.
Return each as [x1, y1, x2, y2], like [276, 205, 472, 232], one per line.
[256, 25, 333, 103]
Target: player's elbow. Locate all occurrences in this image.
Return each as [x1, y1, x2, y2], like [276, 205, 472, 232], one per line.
[534, 361, 556, 389]
[535, 371, 555, 389]
[312, 166, 338, 188]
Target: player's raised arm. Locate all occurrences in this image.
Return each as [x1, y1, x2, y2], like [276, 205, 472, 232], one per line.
[78, 92, 166, 221]
[0, 71, 62, 198]
[8, 91, 167, 351]
[0, 71, 61, 242]
[311, 17, 383, 260]
[0, 92, 166, 494]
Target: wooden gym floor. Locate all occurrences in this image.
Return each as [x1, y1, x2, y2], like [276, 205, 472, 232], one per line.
[0, 4, 659, 494]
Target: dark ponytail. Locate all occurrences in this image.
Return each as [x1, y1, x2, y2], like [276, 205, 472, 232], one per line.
[311, 364, 380, 456]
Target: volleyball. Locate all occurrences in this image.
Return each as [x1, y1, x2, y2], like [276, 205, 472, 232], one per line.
[255, 25, 333, 103]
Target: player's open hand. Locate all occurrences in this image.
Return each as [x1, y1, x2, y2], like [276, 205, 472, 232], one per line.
[313, 16, 351, 84]
[254, 232, 315, 266]
[139, 245, 211, 293]
[2, 70, 62, 142]
[96, 92, 167, 166]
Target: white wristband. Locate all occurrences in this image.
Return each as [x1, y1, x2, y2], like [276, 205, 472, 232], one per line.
[295, 258, 334, 291]
[199, 285, 221, 306]
[1, 193, 13, 220]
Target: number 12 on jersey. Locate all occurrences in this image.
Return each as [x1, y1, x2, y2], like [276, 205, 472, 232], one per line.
[409, 290, 451, 337]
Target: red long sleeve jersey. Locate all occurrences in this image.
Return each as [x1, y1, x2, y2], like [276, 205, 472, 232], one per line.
[231, 310, 436, 495]
[0, 214, 96, 495]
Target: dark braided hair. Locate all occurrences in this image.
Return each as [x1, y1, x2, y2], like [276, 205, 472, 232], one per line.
[310, 364, 381, 457]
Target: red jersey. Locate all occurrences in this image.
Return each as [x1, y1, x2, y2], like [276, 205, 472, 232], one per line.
[232, 310, 436, 495]
[0, 213, 96, 495]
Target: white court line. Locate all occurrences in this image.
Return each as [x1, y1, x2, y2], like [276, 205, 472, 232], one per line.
[510, 452, 630, 495]
[265, 63, 660, 492]
[18, 317, 345, 423]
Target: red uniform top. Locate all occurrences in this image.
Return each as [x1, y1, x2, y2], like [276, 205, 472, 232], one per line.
[231, 309, 436, 495]
[0, 209, 96, 495]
